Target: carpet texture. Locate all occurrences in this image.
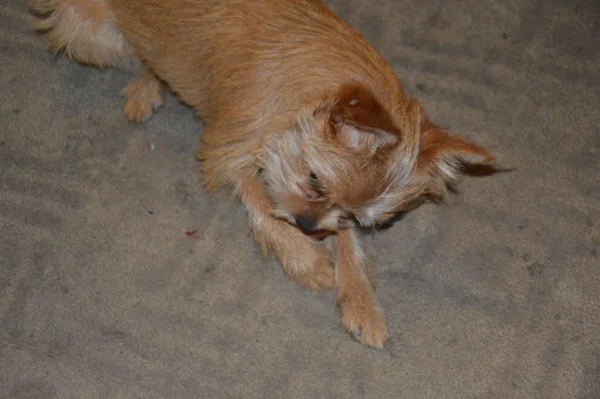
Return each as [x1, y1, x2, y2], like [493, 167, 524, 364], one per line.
[1, 0, 599, 397]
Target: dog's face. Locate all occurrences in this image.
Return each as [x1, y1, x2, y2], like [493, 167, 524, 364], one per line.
[262, 85, 493, 236]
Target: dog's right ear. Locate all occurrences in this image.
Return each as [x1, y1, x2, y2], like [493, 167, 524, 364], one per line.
[416, 122, 495, 181]
[330, 85, 400, 152]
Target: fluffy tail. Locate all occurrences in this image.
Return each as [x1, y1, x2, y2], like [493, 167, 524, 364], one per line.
[30, 0, 133, 68]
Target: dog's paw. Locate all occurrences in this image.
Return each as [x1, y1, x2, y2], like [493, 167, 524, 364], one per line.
[121, 74, 164, 122]
[286, 243, 335, 291]
[339, 290, 388, 349]
[303, 247, 335, 290]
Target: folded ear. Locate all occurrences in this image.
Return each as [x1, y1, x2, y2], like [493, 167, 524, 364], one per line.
[330, 84, 400, 153]
[417, 124, 494, 180]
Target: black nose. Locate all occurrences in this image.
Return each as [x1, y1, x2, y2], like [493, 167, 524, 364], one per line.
[294, 215, 319, 235]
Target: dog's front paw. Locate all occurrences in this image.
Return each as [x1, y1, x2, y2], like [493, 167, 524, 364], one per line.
[284, 242, 335, 291]
[339, 290, 388, 349]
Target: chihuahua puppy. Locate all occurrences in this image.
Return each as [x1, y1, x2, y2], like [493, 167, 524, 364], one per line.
[30, 0, 494, 348]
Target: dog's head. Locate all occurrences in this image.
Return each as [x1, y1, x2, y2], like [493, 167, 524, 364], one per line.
[261, 84, 494, 237]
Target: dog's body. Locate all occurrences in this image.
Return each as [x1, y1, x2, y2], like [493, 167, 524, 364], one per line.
[31, 0, 494, 348]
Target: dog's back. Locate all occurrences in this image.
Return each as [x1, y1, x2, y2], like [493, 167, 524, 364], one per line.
[31, 0, 404, 122]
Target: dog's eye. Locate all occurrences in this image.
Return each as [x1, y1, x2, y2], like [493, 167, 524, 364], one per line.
[340, 212, 358, 223]
[305, 171, 326, 200]
[308, 171, 319, 186]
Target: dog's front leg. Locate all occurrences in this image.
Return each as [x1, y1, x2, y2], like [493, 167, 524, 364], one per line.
[235, 175, 335, 291]
[335, 228, 389, 348]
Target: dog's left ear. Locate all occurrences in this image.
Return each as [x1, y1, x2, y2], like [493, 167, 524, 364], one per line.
[330, 85, 400, 152]
[417, 123, 494, 180]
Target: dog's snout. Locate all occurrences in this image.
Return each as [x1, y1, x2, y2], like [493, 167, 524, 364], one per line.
[294, 215, 319, 235]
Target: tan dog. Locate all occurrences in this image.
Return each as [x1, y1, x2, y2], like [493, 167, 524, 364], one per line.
[30, 0, 495, 348]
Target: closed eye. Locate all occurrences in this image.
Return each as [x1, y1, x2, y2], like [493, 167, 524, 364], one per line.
[305, 171, 326, 200]
[308, 171, 320, 187]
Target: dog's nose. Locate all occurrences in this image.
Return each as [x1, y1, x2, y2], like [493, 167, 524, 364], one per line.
[294, 215, 319, 235]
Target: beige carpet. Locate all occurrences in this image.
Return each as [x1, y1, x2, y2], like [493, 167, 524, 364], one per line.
[1, 0, 599, 397]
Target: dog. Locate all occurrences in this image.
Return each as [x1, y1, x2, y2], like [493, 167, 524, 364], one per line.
[29, 0, 495, 348]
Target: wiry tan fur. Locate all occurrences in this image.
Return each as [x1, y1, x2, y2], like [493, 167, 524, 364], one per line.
[30, 0, 133, 68]
[29, 0, 495, 349]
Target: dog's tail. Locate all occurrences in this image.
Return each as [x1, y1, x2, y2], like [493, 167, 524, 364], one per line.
[30, 0, 132, 68]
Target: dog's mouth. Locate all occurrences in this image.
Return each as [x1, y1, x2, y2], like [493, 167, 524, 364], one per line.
[302, 229, 336, 241]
